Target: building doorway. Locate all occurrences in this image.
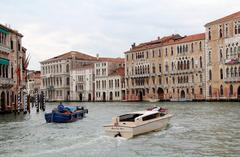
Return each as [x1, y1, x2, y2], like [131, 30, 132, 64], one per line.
[88, 93, 91, 101]
[181, 90, 185, 98]
[138, 91, 143, 101]
[157, 88, 164, 100]
[109, 92, 113, 101]
[1, 91, 6, 111]
[79, 93, 83, 101]
[103, 92, 106, 101]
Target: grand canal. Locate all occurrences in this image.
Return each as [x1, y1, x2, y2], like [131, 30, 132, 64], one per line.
[0, 102, 239, 157]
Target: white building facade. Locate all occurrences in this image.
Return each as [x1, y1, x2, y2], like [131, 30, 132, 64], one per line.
[70, 64, 95, 101]
[40, 51, 96, 101]
[94, 58, 125, 101]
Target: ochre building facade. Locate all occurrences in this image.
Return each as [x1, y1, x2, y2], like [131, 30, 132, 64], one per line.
[125, 33, 206, 101]
[205, 11, 240, 100]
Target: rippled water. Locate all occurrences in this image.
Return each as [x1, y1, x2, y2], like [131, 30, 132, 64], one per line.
[0, 102, 240, 157]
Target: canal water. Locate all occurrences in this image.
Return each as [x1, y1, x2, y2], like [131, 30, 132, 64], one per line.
[0, 102, 239, 157]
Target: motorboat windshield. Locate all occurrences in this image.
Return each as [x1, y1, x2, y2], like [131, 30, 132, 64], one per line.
[119, 114, 143, 122]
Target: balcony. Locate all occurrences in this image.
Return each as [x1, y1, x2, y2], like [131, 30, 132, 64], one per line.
[225, 58, 240, 65]
[0, 44, 11, 53]
[130, 73, 149, 78]
[224, 77, 240, 83]
[0, 78, 14, 88]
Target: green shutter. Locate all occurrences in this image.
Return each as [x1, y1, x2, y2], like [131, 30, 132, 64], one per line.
[0, 58, 9, 65]
[0, 27, 9, 34]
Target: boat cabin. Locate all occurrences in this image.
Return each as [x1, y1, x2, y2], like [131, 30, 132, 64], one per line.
[114, 111, 166, 126]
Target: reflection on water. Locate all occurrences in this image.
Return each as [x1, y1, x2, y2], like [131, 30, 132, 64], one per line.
[0, 102, 240, 157]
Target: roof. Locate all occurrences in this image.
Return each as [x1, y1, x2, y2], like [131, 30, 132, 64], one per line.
[109, 67, 125, 77]
[162, 33, 205, 46]
[125, 33, 205, 53]
[40, 51, 97, 63]
[0, 23, 23, 37]
[97, 57, 124, 63]
[205, 11, 240, 26]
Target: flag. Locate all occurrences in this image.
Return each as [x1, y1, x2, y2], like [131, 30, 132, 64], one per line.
[16, 65, 21, 84]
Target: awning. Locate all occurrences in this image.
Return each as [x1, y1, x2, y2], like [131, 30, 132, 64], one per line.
[0, 58, 9, 65]
[0, 27, 9, 34]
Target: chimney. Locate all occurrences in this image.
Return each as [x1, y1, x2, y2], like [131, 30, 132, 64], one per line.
[157, 36, 160, 40]
[131, 43, 136, 48]
[96, 53, 99, 60]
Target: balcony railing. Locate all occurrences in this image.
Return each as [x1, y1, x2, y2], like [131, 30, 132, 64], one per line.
[224, 77, 240, 83]
[0, 78, 14, 88]
[0, 44, 11, 53]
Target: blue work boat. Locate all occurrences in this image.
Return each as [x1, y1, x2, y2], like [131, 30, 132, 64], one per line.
[45, 104, 88, 123]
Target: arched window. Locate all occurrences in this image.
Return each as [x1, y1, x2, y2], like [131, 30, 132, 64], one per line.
[200, 56, 202, 68]
[219, 49, 223, 61]
[226, 48, 229, 59]
[66, 77, 70, 85]
[66, 64, 69, 73]
[229, 84, 233, 96]
[184, 60, 186, 69]
[234, 47, 237, 53]
[220, 69, 223, 79]
[208, 51, 212, 63]
[226, 68, 229, 77]
[187, 60, 190, 69]
[219, 26, 223, 38]
[183, 45, 185, 52]
[220, 85, 223, 96]
[199, 42, 202, 51]
[191, 43, 194, 52]
[209, 85, 212, 97]
[234, 67, 237, 77]
[235, 24, 237, 34]
[209, 70, 212, 80]
[231, 67, 234, 77]
[191, 58, 194, 69]
[208, 29, 211, 40]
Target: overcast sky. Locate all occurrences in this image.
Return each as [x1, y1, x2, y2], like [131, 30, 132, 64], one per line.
[0, 0, 239, 70]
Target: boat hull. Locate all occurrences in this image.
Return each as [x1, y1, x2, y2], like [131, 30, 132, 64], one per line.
[104, 114, 172, 139]
[147, 99, 160, 103]
[45, 109, 88, 123]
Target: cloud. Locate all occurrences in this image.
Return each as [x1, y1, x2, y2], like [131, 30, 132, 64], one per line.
[0, 0, 239, 70]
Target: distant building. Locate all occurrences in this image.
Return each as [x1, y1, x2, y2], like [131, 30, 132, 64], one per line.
[125, 33, 205, 101]
[95, 58, 125, 101]
[205, 11, 240, 100]
[40, 51, 97, 101]
[0, 23, 27, 113]
[70, 64, 95, 101]
[27, 70, 41, 96]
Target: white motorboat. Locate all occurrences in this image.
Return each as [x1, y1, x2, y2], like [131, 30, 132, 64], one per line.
[104, 107, 173, 139]
[147, 98, 160, 102]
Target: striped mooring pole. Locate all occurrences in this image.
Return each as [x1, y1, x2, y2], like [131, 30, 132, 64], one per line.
[35, 92, 39, 112]
[41, 91, 46, 111]
[17, 91, 21, 114]
[23, 93, 28, 114]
